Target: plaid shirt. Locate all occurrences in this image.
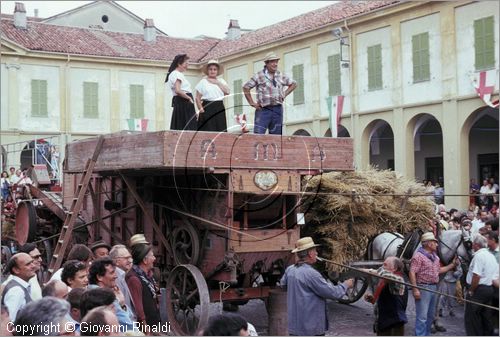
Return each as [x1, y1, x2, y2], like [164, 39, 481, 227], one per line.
[243, 68, 296, 107]
[410, 250, 440, 284]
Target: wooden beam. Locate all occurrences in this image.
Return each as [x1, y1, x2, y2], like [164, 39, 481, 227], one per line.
[120, 173, 172, 256]
[88, 182, 124, 244]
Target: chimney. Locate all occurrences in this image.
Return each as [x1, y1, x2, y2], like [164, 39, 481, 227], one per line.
[34, 8, 39, 18]
[144, 18, 156, 42]
[226, 19, 241, 40]
[14, 2, 27, 29]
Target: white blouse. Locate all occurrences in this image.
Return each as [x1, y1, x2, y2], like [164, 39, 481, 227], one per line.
[167, 70, 192, 95]
[195, 77, 228, 101]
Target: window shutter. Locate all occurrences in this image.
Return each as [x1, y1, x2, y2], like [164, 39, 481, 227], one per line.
[233, 79, 243, 115]
[368, 44, 383, 90]
[83, 82, 99, 118]
[130, 84, 144, 119]
[412, 32, 430, 82]
[292, 64, 304, 105]
[31, 79, 48, 117]
[475, 16, 495, 70]
[328, 54, 341, 96]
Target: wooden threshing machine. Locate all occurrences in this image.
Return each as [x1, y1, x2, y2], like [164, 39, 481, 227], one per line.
[58, 130, 353, 334]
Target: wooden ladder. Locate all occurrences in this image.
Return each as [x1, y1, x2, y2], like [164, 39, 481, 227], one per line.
[48, 136, 105, 274]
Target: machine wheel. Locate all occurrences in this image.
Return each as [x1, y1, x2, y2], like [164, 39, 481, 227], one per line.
[15, 201, 37, 245]
[166, 264, 210, 335]
[171, 223, 201, 265]
[337, 276, 369, 304]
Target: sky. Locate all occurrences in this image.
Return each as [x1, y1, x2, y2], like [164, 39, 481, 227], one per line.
[0, 1, 338, 39]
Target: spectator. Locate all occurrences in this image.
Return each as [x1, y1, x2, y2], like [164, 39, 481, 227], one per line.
[42, 280, 69, 299]
[434, 183, 444, 205]
[61, 260, 89, 289]
[80, 306, 121, 337]
[3, 243, 43, 301]
[1, 305, 12, 336]
[425, 181, 435, 201]
[126, 244, 161, 330]
[9, 169, 21, 185]
[91, 241, 111, 259]
[438, 258, 463, 318]
[66, 287, 85, 334]
[88, 257, 134, 331]
[409, 232, 458, 336]
[202, 313, 249, 336]
[363, 256, 408, 336]
[109, 244, 136, 320]
[472, 211, 489, 234]
[464, 234, 498, 336]
[129, 234, 149, 248]
[13, 297, 73, 336]
[51, 244, 93, 281]
[79, 288, 116, 319]
[1, 253, 35, 321]
[280, 237, 353, 336]
[1, 171, 10, 200]
[480, 179, 495, 209]
[487, 230, 499, 260]
[489, 177, 499, 194]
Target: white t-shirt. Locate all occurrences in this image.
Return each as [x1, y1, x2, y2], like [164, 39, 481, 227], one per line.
[195, 77, 228, 101]
[466, 247, 499, 286]
[167, 70, 192, 96]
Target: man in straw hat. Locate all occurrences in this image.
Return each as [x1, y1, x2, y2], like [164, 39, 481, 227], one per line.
[280, 237, 354, 336]
[243, 51, 297, 135]
[409, 232, 458, 336]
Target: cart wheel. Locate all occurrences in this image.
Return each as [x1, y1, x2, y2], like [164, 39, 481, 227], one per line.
[337, 276, 369, 304]
[166, 264, 210, 336]
[171, 223, 201, 265]
[15, 201, 37, 245]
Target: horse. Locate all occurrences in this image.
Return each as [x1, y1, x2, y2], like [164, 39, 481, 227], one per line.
[367, 229, 473, 264]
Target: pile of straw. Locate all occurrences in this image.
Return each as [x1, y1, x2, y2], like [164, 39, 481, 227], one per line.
[301, 167, 434, 271]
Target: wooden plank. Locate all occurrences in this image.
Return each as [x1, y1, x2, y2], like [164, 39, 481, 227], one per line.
[228, 228, 299, 253]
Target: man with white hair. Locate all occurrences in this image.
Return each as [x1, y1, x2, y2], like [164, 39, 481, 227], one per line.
[109, 244, 136, 320]
[464, 233, 498, 336]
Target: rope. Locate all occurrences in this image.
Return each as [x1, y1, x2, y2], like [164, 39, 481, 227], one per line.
[317, 256, 499, 311]
[218, 281, 230, 314]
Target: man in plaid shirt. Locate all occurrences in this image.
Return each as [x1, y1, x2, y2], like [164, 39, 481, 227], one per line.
[243, 51, 297, 135]
[409, 232, 458, 336]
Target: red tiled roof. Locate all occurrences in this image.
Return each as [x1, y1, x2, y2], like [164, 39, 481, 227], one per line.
[1, 13, 44, 22]
[1, 0, 400, 63]
[0, 18, 219, 62]
[201, 0, 400, 61]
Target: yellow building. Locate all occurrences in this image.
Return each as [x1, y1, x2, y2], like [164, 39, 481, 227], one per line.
[1, 0, 498, 209]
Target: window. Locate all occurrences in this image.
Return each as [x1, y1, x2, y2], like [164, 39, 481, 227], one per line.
[31, 79, 48, 117]
[412, 32, 430, 82]
[367, 44, 383, 91]
[233, 79, 243, 115]
[130, 84, 144, 118]
[327, 54, 341, 96]
[292, 64, 304, 105]
[474, 16, 495, 70]
[83, 82, 99, 118]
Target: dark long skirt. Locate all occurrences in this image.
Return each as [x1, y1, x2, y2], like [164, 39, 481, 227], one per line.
[170, 94, 197, 131]
[197, 100, 227, 132]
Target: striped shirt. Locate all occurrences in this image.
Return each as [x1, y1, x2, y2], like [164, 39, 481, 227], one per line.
[410, 250, 440, 284]
[243, 68, 295, 107]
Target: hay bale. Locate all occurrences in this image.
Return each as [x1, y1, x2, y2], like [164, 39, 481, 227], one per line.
[301, 167, 433, 271]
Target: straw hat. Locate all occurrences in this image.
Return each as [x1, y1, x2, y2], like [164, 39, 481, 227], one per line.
[201, 59, 224, 76]
[291, 237, 321, 253]
[421, 232, 438, 242]
[263, 51, 280, 63]
[129, 234, 149, 247]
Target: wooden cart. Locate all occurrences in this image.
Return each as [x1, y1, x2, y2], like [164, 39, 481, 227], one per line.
[60, 130, 353, 335]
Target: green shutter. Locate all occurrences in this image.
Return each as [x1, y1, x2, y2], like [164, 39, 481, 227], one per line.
[475, 16, 495, 70]
[83, 82, 99, 118]
[328, 54, 341, 96]
[368, 44, 382, 90]
[31, 79, 48, 117]
[292, 64, 304, 105]
[130, 84, 144, 119]
[412, 32, 430, 82]
[233, 79, 243, 115]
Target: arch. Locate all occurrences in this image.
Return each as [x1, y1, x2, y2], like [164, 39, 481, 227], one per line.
[407, 113, 443, 186]
[292, 129, 311, 136]
[361, 119, 394, 170]
[324, 126, 350, 138]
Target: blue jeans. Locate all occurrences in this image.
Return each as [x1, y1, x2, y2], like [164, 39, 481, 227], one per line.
[415, 284, 438, 336]
[254, 105, 282, 134]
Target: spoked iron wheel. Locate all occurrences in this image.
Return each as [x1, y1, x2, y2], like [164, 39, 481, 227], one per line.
[338, 276, 369, 304]
[171, 223, 201, 265]
[166, 264, 209, 335]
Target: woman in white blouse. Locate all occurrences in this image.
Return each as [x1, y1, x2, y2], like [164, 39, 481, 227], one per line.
[195, 60, 230, 132]
[165, 54, 197, 130]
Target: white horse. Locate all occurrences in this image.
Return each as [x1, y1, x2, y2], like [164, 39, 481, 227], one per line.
[367, 229, 473, 264]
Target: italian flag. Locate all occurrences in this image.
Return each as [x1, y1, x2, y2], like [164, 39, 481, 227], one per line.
[127, 118, 148, 131]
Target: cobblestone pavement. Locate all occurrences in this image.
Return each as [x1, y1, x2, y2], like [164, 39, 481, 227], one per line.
[216, 292, 468, 336]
